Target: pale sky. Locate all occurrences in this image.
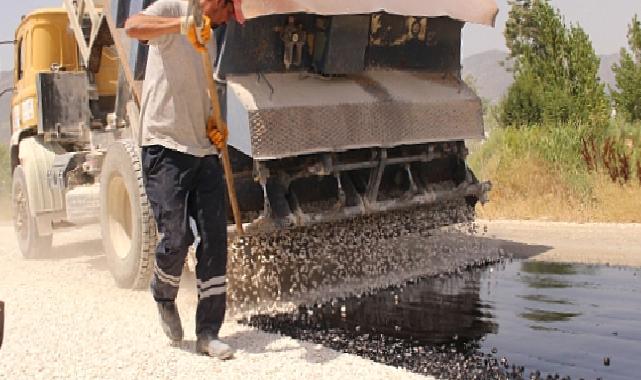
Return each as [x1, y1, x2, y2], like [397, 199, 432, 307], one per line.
[463, 0, 641, 58]
[1, 0, 640, 71]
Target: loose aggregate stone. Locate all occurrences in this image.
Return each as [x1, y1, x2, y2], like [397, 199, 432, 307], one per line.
[226, 202, 499, 317]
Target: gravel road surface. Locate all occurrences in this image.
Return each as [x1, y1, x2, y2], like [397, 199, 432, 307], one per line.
[1, 220, 639, 379]
[0, 223, 429, 380]
[483, 219, 641, 267]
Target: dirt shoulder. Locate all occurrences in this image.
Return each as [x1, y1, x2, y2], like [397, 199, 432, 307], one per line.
[481, 219, 641, 267]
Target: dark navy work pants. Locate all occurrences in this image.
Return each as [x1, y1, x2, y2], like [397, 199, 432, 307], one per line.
[142, 145, 227, 337]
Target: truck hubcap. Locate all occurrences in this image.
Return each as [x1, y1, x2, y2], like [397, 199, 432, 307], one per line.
[107, 176, 133, 259]
[13, 184, 28, 242]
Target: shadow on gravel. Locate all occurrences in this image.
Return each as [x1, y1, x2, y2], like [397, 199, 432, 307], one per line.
[173, 340, 199, 355]
[86, 255, 109, 272]
[170, 329, 341, 363]
[498, 240, 552, 260]
[228, 328, 341, 363]
[38, 239, 104, 261]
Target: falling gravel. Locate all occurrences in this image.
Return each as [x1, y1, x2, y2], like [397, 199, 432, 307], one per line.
[227, 204, 501, 317]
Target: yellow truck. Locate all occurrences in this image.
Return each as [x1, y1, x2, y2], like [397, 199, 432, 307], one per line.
[10, 4, 153, 286]
[8, 0, 495, 290]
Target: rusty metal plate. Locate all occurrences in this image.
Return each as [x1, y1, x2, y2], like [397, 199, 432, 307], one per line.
[227, 71, 484, 160]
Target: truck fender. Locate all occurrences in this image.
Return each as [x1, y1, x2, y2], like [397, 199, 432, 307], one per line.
[17, 137, 66, 235]
[9, 128, 36, 174]
[10, 129, 32, 174]
[10, 129, 23, 147]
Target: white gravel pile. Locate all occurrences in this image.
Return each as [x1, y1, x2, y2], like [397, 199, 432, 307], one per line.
[0, 223, 431, 380]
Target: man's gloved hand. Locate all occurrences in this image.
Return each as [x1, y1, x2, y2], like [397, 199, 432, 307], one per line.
[207, 117, 228, 150]
[181, 15, 212, 52]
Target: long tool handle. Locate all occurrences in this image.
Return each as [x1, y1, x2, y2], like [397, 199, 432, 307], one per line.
[0, 300, 4, 349]
[200, 50, 245, 235]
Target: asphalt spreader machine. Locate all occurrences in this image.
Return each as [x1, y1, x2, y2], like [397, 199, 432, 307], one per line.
[8, 0, 497, 310]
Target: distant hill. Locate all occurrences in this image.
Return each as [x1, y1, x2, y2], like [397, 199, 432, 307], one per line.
[462, 50, 513, 103]
[599, 53, 620, 92]
[462, 50, 621, 103]
[0, 70, 12, 145]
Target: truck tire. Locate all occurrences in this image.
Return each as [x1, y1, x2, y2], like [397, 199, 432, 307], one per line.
[100, 140, 157, 289]
[12, 166, 53, 258]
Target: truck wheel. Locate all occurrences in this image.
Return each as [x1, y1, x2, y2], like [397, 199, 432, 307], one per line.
[100, 140, 157, 289]
[12, 165, 53, 258]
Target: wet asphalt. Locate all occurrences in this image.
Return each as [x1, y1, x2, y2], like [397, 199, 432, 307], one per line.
[246, 260, 641, 380]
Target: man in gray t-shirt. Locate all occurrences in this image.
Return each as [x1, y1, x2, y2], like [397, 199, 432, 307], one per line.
[139, 0, 217, 157]
[125, 0, 236, 359]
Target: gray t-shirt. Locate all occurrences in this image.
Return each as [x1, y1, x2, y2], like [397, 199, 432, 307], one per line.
[140, 0, 217, 157]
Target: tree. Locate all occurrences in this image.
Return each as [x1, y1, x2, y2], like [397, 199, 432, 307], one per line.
[612, 15, 641, 122]
[501, 0, 609, 126]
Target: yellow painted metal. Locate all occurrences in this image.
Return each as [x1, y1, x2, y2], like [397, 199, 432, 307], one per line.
[11, 8, 80, 133]
[63, 0, 106, 69]
[96, 46, 118, 96]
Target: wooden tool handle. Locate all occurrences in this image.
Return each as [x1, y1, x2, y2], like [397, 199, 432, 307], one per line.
[201, 49, 244, 235]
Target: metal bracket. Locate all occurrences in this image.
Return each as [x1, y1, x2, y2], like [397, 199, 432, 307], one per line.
[256, 162, 272, 218]
[280, 16, 307, 69]
[334, 173, 346, 208]
[404, 163, 418, 195]
[366, 148, 387, 204]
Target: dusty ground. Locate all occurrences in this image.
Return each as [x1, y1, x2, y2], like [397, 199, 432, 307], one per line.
[482, 219, 641, 267]
[0, 220, 640, 379]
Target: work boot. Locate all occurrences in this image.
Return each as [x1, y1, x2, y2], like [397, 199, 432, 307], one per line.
[196, 332, 234, 360]
[156, 301, 183, 343]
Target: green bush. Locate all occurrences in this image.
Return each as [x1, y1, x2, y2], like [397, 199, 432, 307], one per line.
[470, 118, 641, 199]
[472, 122, 590, 193]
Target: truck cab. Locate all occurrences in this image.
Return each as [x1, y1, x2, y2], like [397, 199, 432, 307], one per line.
[11, 8, 118, 145]
[11, 9, 80, 136]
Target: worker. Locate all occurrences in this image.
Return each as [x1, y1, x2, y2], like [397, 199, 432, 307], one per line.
[125, 0, 235, 359]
